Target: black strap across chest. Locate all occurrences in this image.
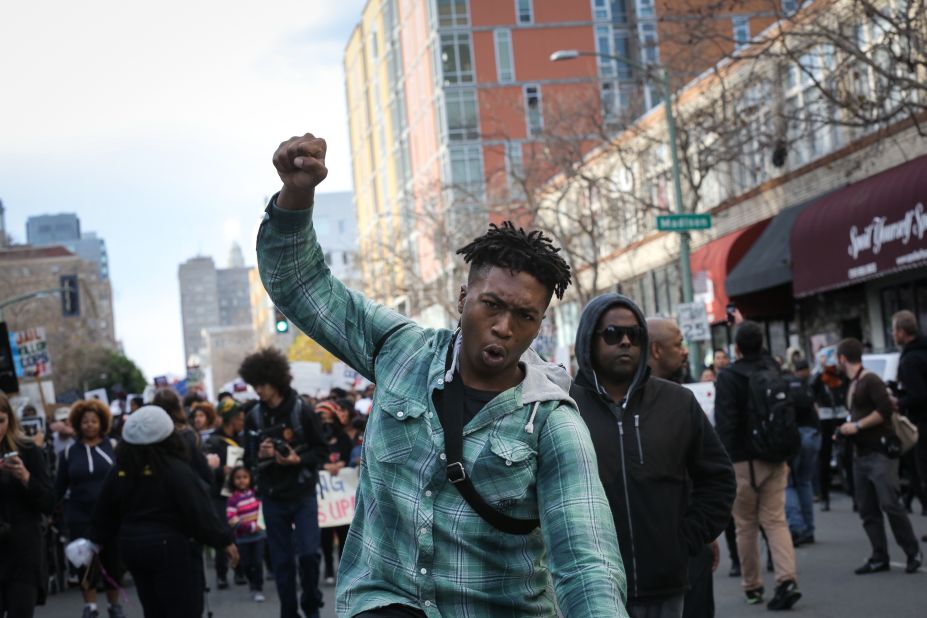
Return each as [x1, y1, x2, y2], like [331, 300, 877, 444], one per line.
[439, 370, 540, 535]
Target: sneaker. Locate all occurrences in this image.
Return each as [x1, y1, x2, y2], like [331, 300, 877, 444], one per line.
[729, 562, 742, 578]
[216, 577, 229, 590]
[82, 607, 99, 618]
[234, 573, 248, 586]
[745, 587, 764, 605]
[854, 559, 890, 575]
[767, 580, 801, 611]
[108, 606, 127, 618]
[253, 592, 266, 603]
[905, 551, 923, 574]
[324, 576, 336, 586]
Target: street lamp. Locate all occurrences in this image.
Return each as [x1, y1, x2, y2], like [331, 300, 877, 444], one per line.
[550, 49, 694, 305]
[551, 48, 700, 372]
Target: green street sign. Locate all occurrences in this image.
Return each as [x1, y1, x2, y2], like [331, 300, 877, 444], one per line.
[656, 213, 712, 231]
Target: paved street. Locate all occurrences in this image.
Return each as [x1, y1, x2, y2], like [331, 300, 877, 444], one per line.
[37, 493, 927, 617]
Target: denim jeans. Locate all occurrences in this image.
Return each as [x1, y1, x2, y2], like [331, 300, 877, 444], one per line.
[786, 427, 821, 537]
[263, 494, 323, 618]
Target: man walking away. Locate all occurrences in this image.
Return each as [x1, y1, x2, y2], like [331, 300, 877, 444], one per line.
[571, 297, 734, 618]
[785, 360, 821, 546]
[893, 310, 927, 529]
[715, 321, 802, 610]
[834, 338, 923, 574]
[241, 348, 328, 618]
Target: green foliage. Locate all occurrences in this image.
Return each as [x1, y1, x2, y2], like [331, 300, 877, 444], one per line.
[78, 348, 147, 396]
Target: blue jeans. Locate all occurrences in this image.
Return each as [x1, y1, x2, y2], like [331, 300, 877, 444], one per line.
[262, 494, 322, 618]
[786, 427, 821, 537]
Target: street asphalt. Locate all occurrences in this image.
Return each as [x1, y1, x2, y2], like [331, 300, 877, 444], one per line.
[37, 493, 927, 617]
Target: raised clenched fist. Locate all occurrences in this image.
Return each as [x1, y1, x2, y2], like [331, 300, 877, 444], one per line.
[273, 133, 328, 210]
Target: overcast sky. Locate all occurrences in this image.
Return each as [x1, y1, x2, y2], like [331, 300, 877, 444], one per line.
[0, 0, 365, 380]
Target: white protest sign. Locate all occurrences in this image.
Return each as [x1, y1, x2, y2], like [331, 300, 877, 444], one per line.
[84, 388, 109, 406]
[317, 467, 358, 528]
[684, 382, 716, 426]
[676, 302, 711, 342]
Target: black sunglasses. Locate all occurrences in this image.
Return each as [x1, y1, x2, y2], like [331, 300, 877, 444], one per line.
[597, 325, 644, 346]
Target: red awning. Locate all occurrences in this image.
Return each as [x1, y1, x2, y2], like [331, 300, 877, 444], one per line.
[690, 220, 770, 323]
[791, 155, 927, 297]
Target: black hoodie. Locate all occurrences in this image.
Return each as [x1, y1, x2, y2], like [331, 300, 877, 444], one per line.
[898, 335, 927, 424]
[569, 293, 735, 601]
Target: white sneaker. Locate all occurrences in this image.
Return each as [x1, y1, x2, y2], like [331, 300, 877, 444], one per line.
[324, 576, 335, 586]
[253, 592, 266, 603]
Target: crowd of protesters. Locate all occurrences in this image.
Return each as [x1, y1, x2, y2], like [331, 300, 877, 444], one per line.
[0, 357, 370, 618]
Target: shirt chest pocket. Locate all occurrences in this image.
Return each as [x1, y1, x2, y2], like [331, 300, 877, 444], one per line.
[367, 394, 429, 465]
[471, 435, 537, 507]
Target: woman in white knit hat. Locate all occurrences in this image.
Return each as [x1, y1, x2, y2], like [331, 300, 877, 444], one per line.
[89, 406, 239, 617]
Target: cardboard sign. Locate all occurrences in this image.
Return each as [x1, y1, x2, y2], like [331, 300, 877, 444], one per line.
[14, 328, 52, 378]
[316, 467, 358, 528]
[684, 382, 716, 425]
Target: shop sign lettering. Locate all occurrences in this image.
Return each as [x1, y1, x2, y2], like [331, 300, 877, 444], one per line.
[848, 202, 927, 259]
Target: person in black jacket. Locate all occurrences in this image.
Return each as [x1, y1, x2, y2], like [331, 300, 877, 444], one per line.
[570, 294, 735, 618]
[90, 406, 238, 618]
[55, 399, 125, 618]
[240, 348, 328, 618]
[0, 392, 56, 618]
[715, 321, 801, 610]
[893, 310, 927, 528]
[784, 360, 821, 547]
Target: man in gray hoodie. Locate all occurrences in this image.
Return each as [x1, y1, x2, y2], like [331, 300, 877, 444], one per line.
[570, 294, 735, 618]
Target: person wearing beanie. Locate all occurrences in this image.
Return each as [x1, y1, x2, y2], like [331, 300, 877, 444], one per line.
[205, 400, 246, 589]
[90, 406, 239, 617]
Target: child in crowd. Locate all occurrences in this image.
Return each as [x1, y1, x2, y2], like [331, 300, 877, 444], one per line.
[226, 466, 266, 602]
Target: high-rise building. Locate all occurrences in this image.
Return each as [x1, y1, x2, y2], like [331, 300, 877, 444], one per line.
[178, 257, 221, 366]
[26, 213, 110, 279]
[343, 0, 761, 320]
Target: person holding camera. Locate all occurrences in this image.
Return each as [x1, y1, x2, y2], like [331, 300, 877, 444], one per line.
[835, 338, 922, 575]
[0, 392, 55, 618]
[240, 348, 327, 618]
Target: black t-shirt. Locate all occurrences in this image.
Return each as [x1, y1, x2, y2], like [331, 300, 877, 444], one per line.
[461, 384, 502, 426]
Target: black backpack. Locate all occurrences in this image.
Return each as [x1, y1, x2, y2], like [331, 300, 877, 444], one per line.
[744, 366, 801, 463]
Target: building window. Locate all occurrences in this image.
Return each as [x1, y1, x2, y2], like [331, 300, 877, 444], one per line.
[781, 0, 797, 14]
[439, 32, 474, 85]
[444, 88, 479, 141]
[732, 16, 750, 49]
[601, 80, 629, 119]
[524, 84, 543, 135]
[448, 145, 484, 194]
[516, 0, 533, 23]
[592, 0, 609, 19]
[436, 0, 469, 28]
[636, 0, 654, 19]
[494, 29, 515, 82]
[369, 29, 379, 61]
[505, 141, 525, 197]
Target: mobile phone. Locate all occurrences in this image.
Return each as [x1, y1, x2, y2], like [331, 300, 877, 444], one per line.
[2, 451, 19, 461]
[726, 303, 737, 325]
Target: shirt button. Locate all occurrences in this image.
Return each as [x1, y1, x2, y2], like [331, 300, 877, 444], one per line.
[420, 527, 428, 535]
[505, 460, 513, 466]
[437, 379, 444, 385]
[424, 601, 433, 607]
[397, 411, 404, 418]
[426, 412, 433, 418]
[425, 490, 433, 497]
[420, 568, 428, 575]
[439, 453, 446, 461]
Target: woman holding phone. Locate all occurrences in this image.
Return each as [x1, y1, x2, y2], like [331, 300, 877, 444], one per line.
[0, 392, 55, 618]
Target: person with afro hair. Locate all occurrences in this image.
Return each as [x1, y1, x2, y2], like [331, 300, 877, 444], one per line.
[255, 133, 627, 618]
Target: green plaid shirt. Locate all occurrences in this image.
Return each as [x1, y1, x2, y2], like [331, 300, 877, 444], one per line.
[257, 198, 627, 617]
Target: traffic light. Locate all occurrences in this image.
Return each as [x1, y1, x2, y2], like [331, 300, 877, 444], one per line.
[274, 307, 289, 334]
[0, 322, 19, 394]
[61, 275, 80, 317]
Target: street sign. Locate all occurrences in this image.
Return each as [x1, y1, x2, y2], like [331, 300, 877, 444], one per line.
[677, 302, 711, 342]
[656, 213, 712, 231]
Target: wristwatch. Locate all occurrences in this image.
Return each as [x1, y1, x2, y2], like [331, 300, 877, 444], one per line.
[855, 421, 863, 431]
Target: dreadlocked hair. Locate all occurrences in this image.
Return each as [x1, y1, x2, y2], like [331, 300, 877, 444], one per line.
[456, 221, 572, 300]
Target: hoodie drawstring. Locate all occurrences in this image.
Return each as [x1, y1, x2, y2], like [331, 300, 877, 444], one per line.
[525, 402, 540, 434]
[85, 444, 93, 474]
[634, 414, 644, 465]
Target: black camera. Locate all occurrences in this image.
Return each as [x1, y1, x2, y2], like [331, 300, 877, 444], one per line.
[250, 423, 292, 457]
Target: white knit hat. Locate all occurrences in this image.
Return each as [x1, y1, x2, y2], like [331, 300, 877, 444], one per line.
[122, 405, 174, 445]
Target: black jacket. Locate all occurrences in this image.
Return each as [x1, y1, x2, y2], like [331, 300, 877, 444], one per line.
[244, 388, 327, 502]
[715, 354, 781, 463]
[570, 293, 735, 600]
[205, 427, 240, 499]
[0, 442, 55, 587]
[90, 454, 233, 550]
[898, 335, 927, 424]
